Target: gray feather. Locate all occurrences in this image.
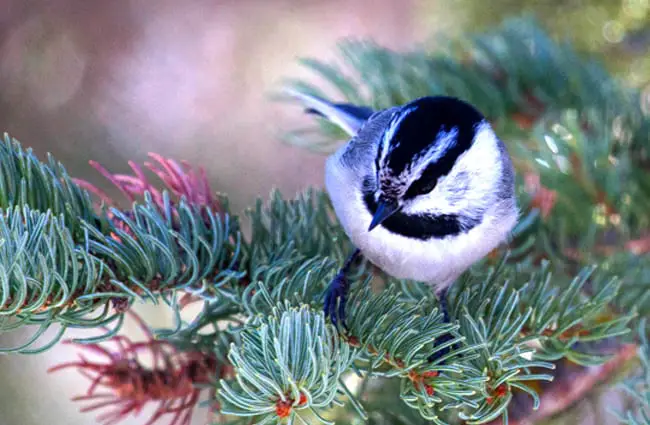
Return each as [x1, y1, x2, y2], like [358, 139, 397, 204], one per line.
[285, 89, 374, 136]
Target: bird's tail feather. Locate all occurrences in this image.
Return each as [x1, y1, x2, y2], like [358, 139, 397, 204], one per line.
[284, 88, 374, 136]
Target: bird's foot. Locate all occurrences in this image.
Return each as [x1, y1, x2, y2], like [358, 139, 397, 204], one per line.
[428, 288, 455, 363]
[323, 248, 361, 331]
[427, 333, 455, 363]
[323, 270, 349, 330]
[439, 289, 450, 323]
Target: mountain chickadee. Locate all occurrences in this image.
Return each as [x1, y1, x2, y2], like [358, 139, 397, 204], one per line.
[288, 91, 519, 330]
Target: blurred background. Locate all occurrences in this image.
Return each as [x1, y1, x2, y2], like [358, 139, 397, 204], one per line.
[0, 0, 648, 424]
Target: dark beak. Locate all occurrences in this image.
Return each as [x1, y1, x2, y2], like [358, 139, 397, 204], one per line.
[368, 200, 400, 231]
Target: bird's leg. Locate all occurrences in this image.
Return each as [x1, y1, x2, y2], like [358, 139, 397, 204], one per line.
[438, 287, 450, 323]
[323, 248, 361, 330]
[428, 287, 454, 363]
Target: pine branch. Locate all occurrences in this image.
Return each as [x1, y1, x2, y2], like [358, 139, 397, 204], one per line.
[83, 192, 241, 304]
[0, 205, 110, 353]
[0, 145, 243, 352]
[218, 305, 355, 424]
[211, 248, 631, 425]
[0, 136, 630, 419]
[0, 133, 100, 239]
[244, 189, 352, 268]
[342, 285, 481, 424]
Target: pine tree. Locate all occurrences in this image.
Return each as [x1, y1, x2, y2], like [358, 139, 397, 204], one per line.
[0, 16, 649, 425]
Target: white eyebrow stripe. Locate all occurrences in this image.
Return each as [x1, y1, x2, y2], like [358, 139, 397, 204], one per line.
[378, 105, 418, 168]
[421, 127, 458, 163]
[399, 127, 458, 182]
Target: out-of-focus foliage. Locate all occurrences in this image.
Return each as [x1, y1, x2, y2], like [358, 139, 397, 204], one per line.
[421, 0, 650, 85]
[614, 320, 650, 425]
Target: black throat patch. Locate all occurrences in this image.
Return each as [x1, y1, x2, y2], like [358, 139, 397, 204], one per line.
[362, 188, 481, 239]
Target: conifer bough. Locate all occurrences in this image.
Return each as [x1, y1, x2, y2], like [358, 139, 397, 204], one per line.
[0, 16, 647, 425]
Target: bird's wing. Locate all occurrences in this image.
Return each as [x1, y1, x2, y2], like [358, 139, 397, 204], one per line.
[286, 89, 375, 137]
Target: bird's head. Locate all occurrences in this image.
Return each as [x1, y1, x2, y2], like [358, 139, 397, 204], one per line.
[364, 96, 500, 235]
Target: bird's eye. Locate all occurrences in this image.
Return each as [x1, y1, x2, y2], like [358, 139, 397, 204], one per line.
[362, 176, 376, 192]
[404, 178, 437, 199]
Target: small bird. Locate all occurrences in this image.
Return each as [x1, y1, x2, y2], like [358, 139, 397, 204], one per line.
[288, 91, 519, 331]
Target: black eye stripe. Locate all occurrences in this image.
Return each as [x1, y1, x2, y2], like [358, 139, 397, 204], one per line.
[404, 177, 437, 198]
[403, 135, 475, 199]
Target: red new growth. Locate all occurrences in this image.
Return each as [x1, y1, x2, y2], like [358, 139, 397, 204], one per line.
[346, 335, 361, 347]
[275, 392, 308, 418]
[275, 400, 293, 418]
[74, 153, 220, 213]
[408, 369, 438, 395]
[425, 384, 435, 396]
[486, 383, 509, 405]
[48, 311, 229, 425]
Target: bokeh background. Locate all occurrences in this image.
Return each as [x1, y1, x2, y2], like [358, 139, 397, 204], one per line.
[0, 1, 648, 424]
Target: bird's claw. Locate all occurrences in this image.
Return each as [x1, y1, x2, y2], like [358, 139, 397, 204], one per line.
[323, 248, 361, 332]
[427, 333, 454, 362]
[323, 271, 349, 331]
